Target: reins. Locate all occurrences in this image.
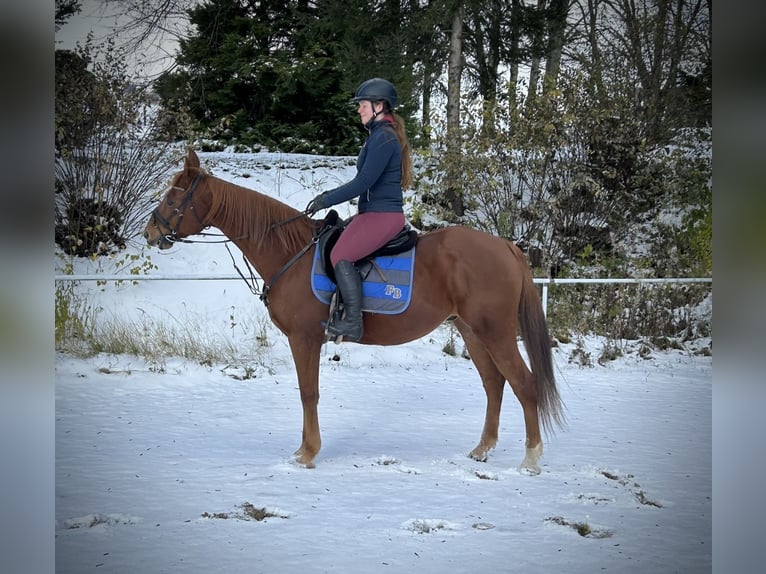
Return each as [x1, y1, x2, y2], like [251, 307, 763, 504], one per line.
[223, 211, 319, 306]
[167, 232, 242, 244]
[270, 209, 311, 231]
[228, 234, 318, 306]
[169, 211, 310, 244]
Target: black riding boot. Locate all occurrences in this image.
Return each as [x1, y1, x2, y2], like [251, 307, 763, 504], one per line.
[326, 260, 363, 341]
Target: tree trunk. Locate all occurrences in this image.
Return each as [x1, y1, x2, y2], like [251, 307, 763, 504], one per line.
[421, 69, 432, 142]
[583, 0, 607, 102]
[542, 0, 568, 95]
[445, 1, 465, 217]
[507, 0, 523, 117]
[525, 0, 546, 109]
[467, 0, 502, 137]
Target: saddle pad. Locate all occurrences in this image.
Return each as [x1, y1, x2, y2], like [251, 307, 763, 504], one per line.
[310, 246, 415, 315]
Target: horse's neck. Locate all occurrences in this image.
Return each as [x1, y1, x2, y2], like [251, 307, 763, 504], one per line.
[206, 182, 306, 282]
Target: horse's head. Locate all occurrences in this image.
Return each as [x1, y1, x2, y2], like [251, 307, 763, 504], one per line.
[144, 148, 210, 249]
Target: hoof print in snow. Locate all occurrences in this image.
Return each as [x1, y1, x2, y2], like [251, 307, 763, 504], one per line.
[601, 470, 663, 508]
[473, 469, 499, 480]
[575, 493, 613, 505]
[64, 513, 140, 530]
[201, 502, 289, 522]
[402, 518, 458, 534]
[367, 456, 421, 474]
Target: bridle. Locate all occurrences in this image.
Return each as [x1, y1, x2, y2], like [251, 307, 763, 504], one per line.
[149, 169, 320, 307]
[149, 173, 205, 244]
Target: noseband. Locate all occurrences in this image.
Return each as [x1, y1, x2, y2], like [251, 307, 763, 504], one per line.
[150, 173, 204, 243]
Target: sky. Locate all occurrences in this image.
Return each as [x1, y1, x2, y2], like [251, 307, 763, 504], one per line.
[55, 0, 181, 78]
[51, 149, 715, 573]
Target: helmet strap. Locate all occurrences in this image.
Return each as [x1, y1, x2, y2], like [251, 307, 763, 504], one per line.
[365, 100, 385, 130]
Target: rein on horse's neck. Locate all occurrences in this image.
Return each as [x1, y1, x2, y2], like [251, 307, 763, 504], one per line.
[202, 173, 316, 305]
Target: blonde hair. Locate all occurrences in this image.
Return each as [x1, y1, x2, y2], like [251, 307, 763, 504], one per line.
[390, 112, 413, 190]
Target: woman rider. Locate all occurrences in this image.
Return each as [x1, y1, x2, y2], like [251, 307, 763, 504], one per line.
[306, 78, 413, 342]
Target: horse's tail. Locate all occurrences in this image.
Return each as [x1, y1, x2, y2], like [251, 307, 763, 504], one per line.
[508, 242, 567, 436]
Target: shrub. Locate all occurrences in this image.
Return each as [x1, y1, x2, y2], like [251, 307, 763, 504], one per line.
[55, 37, 178, 258]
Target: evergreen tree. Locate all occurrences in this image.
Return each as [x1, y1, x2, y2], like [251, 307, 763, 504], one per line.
[154, 0, 424, 154]
[155, 0, 347, 152]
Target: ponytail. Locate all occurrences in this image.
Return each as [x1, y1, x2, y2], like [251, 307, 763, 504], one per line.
[390, 112, 413, 190]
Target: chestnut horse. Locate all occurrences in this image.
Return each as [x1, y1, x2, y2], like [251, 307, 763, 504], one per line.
[143, 148, 565, 473]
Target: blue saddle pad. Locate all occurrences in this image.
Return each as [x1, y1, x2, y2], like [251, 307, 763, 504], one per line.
[310, 246, 415, 315]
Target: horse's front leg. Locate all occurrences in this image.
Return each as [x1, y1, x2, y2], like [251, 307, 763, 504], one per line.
[288, 335, 323, 468]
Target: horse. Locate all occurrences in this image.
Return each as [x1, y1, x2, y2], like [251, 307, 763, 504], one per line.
[143, 148, 565, 473]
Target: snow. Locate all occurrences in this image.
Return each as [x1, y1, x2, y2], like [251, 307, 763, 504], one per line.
[53, 150, 712, 573]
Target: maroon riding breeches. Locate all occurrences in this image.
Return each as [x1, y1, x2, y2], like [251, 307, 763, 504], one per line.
[330, 211, 406, 267]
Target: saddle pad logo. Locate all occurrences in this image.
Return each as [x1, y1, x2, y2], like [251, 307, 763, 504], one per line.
[385, 284, 403, 299]
[310, 247, 415, 315]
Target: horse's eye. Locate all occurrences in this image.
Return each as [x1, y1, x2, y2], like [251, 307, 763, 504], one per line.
[166, 197, 176, 207]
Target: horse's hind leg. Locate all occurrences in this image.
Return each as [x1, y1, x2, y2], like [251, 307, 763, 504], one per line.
[455, 317, 544, 474]
[484, 336, 544, 474]
[453, 319, 505, 463]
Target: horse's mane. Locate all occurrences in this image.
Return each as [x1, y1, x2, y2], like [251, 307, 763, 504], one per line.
[202, 172, 313, 254]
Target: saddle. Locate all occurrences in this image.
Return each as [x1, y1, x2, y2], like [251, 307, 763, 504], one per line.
[316, 210, 418, 282]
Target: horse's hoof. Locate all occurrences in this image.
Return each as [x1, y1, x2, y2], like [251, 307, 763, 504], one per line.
[291, 456, 316, 469]
[519, 463, 541, 476]
[468, 449, 489, 463]
[293, 451, 317, 469]
[518, 442, 543, 475]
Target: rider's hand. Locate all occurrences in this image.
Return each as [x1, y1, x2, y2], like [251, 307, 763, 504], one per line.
[306, 193, 329, 216]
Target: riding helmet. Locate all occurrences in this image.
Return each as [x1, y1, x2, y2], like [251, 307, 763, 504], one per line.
[351, 78, 398, 110]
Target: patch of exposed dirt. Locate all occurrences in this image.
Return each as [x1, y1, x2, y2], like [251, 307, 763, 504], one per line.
[201, 502, 288, 522]
[545, 516, 613, 539]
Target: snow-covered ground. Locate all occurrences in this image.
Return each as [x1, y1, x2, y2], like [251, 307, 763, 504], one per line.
[55, 338, 711, 574]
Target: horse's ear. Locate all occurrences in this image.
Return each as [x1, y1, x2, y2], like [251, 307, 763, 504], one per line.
[184, 147, 200, 170]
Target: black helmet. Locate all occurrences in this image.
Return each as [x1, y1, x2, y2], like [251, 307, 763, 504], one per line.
[351, 78, 398, 110]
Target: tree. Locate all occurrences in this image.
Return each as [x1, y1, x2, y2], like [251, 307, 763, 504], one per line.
[55, 0, 82, 32]
[583, 0, 711, 143]
[153, 0, 423, 154]
[541, 0, 569, 94]
[525, 0, 547, 108]
[93, 0, 195, 78]
[463, 0, 503, 133]
[404, 0, 451, 144]
[445, 0, 466, 217]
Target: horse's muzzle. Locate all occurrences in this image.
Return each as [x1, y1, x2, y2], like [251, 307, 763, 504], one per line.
[143, 227, 174, 250]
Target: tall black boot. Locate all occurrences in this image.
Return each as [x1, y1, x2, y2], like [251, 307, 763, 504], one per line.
[326, 260, 363, 341]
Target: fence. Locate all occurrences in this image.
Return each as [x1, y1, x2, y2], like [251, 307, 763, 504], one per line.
[54, 274, 712, 318]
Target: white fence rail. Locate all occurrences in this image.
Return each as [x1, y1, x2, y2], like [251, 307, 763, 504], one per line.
[54, 274, 712, 318]
[531, 277, 712, 317]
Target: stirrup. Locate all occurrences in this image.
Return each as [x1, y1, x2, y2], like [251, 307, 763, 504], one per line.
[322, 310, 362, 343]
[325, 322, 362, 340]
[321, 309, 344, 343]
